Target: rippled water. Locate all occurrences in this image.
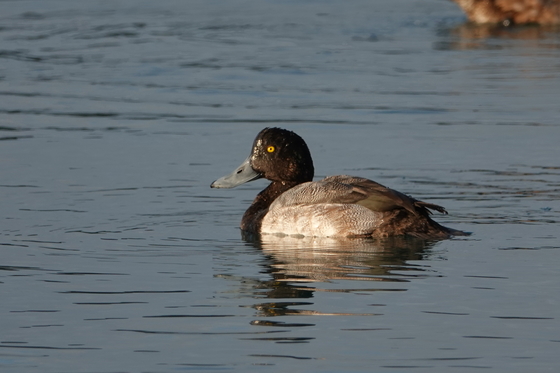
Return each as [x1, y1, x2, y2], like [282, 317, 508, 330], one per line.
[1, 1, 560, 372]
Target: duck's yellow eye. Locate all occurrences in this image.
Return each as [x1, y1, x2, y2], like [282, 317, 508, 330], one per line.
[267, 146, 275, 153]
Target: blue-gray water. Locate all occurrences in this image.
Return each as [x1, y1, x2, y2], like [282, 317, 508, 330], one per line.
[1, 1, 559, 372]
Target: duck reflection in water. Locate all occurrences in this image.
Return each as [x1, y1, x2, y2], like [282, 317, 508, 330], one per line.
[240, 232, 441, 317]
[246, 232, 438, 283]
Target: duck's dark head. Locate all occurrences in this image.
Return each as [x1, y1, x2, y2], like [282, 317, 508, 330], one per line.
[250, 127, 314, 183]
[211, 127, 314, 188]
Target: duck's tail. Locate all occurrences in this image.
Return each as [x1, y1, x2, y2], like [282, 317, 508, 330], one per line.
[373, 208, 470, 239]
[414, 200, 448, 215]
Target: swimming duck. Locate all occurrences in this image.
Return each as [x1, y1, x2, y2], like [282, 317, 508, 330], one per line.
[211, 128, 467, 239]
[451, 0, 560, 25]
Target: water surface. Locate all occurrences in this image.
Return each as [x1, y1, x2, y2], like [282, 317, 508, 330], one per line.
[1, 1, 559, 372]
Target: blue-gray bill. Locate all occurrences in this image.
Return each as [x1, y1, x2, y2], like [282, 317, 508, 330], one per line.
[211, 156, 262, 189]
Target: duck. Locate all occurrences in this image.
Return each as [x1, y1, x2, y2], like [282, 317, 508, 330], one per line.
[450, 0, 560, 26]
[211, 127, 467, 239]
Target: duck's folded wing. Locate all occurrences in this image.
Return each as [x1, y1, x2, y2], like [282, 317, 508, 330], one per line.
[326, 175, 448, 216]
[274, 175, 447, 217]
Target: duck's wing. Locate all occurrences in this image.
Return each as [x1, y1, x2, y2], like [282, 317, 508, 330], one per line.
[269, 175, 447, 217]
[321, 175, 447, 217]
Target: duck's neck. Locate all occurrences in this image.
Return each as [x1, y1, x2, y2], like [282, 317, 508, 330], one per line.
[240, 180, 299, 232]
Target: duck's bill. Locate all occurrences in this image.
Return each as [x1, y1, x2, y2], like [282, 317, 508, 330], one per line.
[211, 156, 262, 189]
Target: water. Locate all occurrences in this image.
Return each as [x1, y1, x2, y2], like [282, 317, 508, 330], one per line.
[1, 0, 560, 372]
